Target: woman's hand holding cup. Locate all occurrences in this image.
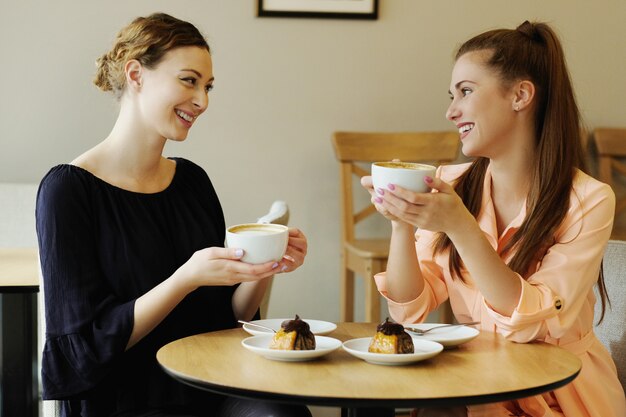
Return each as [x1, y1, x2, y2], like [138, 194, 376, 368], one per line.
[363, 161, 436, 223]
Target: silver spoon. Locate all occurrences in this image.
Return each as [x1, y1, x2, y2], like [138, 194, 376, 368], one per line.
[238, 320, 276, 333]
[405, 321, 481, 336]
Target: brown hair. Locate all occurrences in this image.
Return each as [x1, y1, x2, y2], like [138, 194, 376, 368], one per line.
[93, 13, 210, 99]
[434, 21, 609, 320]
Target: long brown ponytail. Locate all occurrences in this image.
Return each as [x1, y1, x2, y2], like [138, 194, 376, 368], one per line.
[433, 21, 609, 321]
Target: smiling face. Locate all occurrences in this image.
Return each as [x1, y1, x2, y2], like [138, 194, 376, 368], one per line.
[135, 46, 214, 142]
[446, 51, 518, 159]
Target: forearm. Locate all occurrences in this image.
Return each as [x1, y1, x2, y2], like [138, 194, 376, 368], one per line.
[385, 221, 424, 303]
[232, 277, 272, 321]
[126, 272, 195, 350]
[447, 218, 521, 316]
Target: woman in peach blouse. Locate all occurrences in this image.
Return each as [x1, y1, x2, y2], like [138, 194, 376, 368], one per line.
[362, 21, 625, 417]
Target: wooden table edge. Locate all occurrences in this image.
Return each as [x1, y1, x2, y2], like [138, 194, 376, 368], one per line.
[157, 324, 583, 409]
[160, 362, 580, 408]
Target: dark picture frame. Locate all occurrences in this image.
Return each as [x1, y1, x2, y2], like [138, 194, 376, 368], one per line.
[258, 0, 379, 20]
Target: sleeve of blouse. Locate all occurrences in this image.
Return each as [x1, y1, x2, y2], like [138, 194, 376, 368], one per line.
[36, 167, 135, 399]
[485, 177, 616, 343]
[374, 231, 449, 323]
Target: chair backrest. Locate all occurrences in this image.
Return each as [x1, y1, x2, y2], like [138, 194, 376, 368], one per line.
[332, 131, 459, 242]
[594, 239, 626, 391]
[594, 128, 626, 216]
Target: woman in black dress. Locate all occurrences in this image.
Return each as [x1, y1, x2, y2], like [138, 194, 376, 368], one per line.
[36, 13, 309, 417]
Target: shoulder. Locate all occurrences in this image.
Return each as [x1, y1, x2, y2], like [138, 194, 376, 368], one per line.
[437, 162, 473, 184]
[572, 170, 615, 199]
[36, 165, 99, 227]
[571, 169, 615, 207]
[169, 157, 220, 201]
[170, 157, 210, 182]
[37, 165, 95, 205]
[555, 169, 615, 241]
[169, 157, 224, 225]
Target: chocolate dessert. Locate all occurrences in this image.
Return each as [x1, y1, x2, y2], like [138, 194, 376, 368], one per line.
[269, 315, 316, 350]
[368, 318, 414, 354]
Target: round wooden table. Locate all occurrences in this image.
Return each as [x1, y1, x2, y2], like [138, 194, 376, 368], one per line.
[156, 322, 581, 411]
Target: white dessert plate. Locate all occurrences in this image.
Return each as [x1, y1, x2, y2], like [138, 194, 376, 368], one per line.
[402, 323, 480, 347]
[241, 335, 342, 362]
[242, 318, 337, 336]
[342, 337, 443, 366]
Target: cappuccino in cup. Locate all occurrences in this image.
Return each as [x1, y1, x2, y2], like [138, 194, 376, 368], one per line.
[371, 161, 436, 193]
[226, 223, 288, 264]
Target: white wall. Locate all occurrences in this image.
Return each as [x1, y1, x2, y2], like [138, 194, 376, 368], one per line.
[1, 0, 624, 321]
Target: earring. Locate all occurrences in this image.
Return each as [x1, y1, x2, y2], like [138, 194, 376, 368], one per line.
[514, 105, 520, 112]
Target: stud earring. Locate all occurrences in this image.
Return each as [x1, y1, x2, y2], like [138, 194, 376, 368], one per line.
[514, 105, 520, 112]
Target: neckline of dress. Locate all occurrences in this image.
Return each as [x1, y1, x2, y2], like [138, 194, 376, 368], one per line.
[62, 157, 181, 197]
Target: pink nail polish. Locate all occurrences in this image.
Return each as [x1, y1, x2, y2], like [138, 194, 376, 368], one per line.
[388, 184, 395, 191]
[375, 197, 383, 204]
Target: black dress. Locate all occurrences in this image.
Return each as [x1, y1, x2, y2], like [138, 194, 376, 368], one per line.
[36, 158, 237, 416]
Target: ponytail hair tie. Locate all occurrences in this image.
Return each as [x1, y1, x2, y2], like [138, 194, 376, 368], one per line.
[516, 20, 544, 43]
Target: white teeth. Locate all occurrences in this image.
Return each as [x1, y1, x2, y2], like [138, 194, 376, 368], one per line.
[176, 110, 194, 122]
[459, 124, 474, 134]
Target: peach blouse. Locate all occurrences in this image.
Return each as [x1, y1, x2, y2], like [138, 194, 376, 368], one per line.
[375, 163, 626, 417]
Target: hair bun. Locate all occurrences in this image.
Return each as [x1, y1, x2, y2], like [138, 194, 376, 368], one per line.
[93, 53, 114, 92]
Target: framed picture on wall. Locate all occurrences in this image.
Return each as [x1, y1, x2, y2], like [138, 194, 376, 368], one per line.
[258, 0, 379, 20]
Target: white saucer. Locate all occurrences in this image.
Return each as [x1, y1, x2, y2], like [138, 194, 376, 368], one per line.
[342, 337, 443, 366]
[403, 323, 480, 347]
[242, 318, 337, 336]
[241, 335, 342, 361]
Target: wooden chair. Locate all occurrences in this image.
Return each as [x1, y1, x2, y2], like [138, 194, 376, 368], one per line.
[332, 131, 460, 322]
[593, 128, 626, 240]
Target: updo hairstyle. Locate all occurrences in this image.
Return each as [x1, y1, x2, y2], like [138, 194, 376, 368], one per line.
[93, 13, 210, 99]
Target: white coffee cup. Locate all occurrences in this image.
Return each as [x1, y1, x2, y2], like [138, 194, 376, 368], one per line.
[225, 223, 289, 264]
[371, 161, 436, 193]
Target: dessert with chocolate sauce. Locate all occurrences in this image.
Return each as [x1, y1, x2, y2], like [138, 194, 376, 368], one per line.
[368, 318, 414, 354]
[269, 315, 316, 350]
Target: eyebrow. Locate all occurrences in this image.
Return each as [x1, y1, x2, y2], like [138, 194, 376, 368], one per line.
[448, 80, 474, 95]
[181, 68, 215, 83]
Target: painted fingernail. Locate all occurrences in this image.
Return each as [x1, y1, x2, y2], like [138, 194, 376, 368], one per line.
[281, 265, 288, 272]
[376, 188, 384, 195]
[375, 197, 383, 204]
[235, 249, 244, 257]
[272, 262, 279, 269]
[388, 184, 395, 190]
[424, 176, 433, 183]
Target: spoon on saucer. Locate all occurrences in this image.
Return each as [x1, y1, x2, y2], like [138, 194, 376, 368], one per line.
[238, 320, 276, 333]
[405, 321, 481, 336]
